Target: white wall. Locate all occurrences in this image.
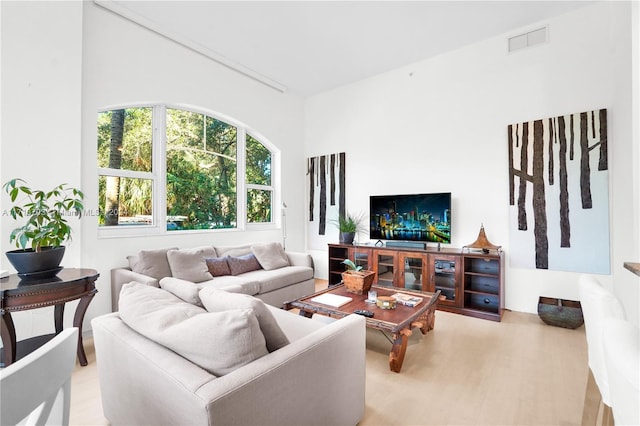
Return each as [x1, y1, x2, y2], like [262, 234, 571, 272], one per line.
[1, 1, 84, 338]
[1, 1, 306, 336]
[304, 2, 640, 325]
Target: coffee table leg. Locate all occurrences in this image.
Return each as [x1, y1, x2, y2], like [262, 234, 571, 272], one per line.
[298, 309, 313, 319]
[389, 328, 412, 373]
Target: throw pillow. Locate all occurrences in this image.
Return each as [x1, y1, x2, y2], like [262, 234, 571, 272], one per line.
[119, 282, 268, 376]
[129, 247, 178, 280]
[166, 246, 217, 283]
[199, 287, 290, 352]
[205, 256, 231, 277]
[251, 242, 289, 271]
[227, 253, 261, 276]
[159, 277, 202, 306]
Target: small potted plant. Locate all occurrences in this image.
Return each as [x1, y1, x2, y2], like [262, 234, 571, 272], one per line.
[2, 178, 84, 278]
[341, 258, 375, 295]
[333, 212, 365, 245]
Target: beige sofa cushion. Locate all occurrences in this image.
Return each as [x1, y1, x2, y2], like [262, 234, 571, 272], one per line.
[128, 247, 178, 280]
[119, 282, 268, 376]
[167, 246, 217, 283]
[251, 242, 290, 271]
[199, 287, 289, 352]
[198, 276, 260, 296]
[159, 277, 202, 306]
[214, 244, 253, 257]
[240, 266, 314, 294]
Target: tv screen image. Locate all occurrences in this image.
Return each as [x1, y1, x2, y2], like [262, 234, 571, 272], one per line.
[369, 192, 451, 244]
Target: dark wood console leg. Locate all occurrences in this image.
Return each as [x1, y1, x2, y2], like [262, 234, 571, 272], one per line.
[54, 304, 65, 334]
[73, 291, 97, 366]
[1, 310, 17, 367]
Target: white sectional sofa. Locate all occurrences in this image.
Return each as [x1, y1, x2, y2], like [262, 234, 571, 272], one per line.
[110, 242, 315, 310]
[92, 283, 366, 426]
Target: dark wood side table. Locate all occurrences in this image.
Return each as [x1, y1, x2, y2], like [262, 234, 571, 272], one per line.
[0, 268, 99, 367]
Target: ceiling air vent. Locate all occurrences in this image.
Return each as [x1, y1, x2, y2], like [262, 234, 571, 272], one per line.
[508, 26, 547, 52]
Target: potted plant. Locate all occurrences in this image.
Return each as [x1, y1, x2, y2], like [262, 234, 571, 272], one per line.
[333, 212, 365, 245]
[341, 258, 375, 295]
[2, 178, 84, 278]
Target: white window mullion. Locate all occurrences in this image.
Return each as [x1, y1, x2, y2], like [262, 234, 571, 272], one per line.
[237, 127, 247, 230]
[155, 105, 167, 232]
[273, 149, 281, 227]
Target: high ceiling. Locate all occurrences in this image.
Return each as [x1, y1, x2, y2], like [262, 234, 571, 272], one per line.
[97, 1, 594, 97]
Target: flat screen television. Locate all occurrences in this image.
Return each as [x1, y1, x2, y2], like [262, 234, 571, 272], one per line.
[369, 192, 451, 244]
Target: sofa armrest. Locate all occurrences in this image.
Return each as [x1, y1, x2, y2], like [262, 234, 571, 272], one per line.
[93, 310, 365, 426]
[197, 313, 366, 425]
[286, 251, 315, 271]
[110, 268, 159, 311]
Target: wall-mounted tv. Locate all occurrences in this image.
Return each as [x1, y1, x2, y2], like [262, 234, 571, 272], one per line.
[370, 192, 451, 244]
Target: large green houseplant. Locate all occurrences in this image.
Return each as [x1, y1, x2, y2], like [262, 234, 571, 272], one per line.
[333, 212, 365, 245]
[2, 178, 84, 277]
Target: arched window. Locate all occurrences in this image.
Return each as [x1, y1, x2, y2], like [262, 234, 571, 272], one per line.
[97, 105, 277, 236]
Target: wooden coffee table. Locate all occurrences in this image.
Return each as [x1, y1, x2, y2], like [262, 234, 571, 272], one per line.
[286, 284, 441, 373]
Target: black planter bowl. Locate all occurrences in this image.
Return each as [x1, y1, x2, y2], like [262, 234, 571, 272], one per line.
[5, 246, 65, 278]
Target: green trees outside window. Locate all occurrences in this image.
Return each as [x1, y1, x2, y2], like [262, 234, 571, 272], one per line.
[97, 105, 275, 233]
[246, 134, 273, 223]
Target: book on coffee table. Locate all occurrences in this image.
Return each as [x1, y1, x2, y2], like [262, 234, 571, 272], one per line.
[310, 293, 353, 307]
[392, 293, 423, 307]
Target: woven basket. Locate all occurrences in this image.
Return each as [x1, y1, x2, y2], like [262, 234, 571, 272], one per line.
[537, 297, 584, 329]
[342, 270, 375, 295]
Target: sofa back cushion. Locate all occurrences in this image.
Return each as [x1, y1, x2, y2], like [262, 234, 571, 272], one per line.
[214, 244, 253, 257]
[128, 247, 178, 280]
[119, 282, 268, 376]
[251, 242, 290, 271]
[199, 287, 289, 352]
[226, 253, 262, 275]
[166, 246, 217, 283]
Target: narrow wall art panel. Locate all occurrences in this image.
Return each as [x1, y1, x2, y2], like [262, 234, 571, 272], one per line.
[508, 109, 610, 273]
[307, 152, 345, 250]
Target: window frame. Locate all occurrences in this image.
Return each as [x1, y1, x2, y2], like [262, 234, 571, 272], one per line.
[97, 103, 280, 238]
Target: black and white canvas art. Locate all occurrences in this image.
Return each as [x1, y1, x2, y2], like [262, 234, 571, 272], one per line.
[307, 152, 346, 250]
[508, 109, 610, 273]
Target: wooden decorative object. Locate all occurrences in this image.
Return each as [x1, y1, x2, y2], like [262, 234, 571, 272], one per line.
[341, 270, 375, 295]
[537, 297, 584, 329]
[463, 224, 502, 253]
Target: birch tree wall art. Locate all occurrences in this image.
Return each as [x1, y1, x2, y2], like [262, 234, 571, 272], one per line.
[508, 109, 610, 273]
[307, 152, 346, 250]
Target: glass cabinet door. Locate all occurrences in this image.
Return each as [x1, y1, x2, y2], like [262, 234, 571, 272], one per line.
[348, 247, 371, 271]
[374, 250, 396, 287]
[399, 253, 426, 291]
[428, 254, 461, 306]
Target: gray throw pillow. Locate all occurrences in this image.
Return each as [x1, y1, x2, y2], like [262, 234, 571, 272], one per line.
[227, 253, 262, 275]
[129, 247, 178, 280]
[251, 242, 290, 270]
[166, 246, 217, 282]
[199, 287, 290, 352]
[205, 257, 231, 277]
[119, 282, 268, 376]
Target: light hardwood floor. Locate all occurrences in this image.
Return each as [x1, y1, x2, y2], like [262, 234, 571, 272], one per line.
[71, 281, 587, 425]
